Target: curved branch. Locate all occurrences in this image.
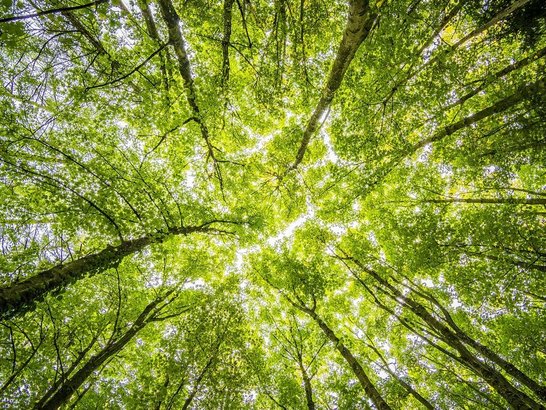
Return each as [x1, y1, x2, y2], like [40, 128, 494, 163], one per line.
[290, 0, 378, 171]
[0, 0, 108, 24]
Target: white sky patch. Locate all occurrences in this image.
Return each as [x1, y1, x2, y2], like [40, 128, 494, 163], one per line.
[445, 89, 459, 105]
[242, 390, 257, 404]
[231, 245, 260, 273]
[145, 271, 163, 288]
[267, 197, 315, 246]
[239, 128, 275, 156]
[182, 278, 206, 290]
[329, 224, 346, 237]
[375, 367, 390, 379]
[162, 324, 178, 339]
[438, 163, 453, 178]
[322, 129, 339, 163]
[351, 295, 365, 313]
[114, 27, 137, 47]
[182, 167, 196, 189]
[368, 231, 378, 246]
[379, 250, 386, 261]
[421, 278, 434, 287]
[483, 165, 498, 176]
[423, 36, 441, 62]
[417, 143, 432, 162]
[116, 120, 128, 129]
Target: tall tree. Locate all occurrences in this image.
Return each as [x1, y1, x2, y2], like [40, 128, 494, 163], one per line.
[1, 0, 545, 407]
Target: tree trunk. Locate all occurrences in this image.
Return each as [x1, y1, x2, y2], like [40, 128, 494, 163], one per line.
[157, 0, 222, 185]
[382, 1, 463, 105]
[35, 294, 170, 409]
[298, 359, 315, 410]
[294, 303, 392, 410]
[222, 0, 235, 85]
[348, 260, 544, 409]
[34, 334, 99, 408]
[423, 197, 546, 206]
[0, 222, 227, 318]
[365, 341, 434, 409]
[137, 0, 169, 91]
[382, 0, 531, 105]
[414, 77, 546, 150]
[440, 306, 546, 400]
[180, 357, 214, 410]
[291, 0, 378, 170]
[0, 0, 108, 23]
[445, 45, 546, 110]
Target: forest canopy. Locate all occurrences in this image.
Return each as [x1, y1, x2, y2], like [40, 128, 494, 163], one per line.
[0, 0, 545, 408]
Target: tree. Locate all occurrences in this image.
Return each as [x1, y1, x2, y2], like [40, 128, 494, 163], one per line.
[1, 0, 545, 408]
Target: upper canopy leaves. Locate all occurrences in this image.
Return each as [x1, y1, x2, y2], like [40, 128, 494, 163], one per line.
[0, 0, 545, 408]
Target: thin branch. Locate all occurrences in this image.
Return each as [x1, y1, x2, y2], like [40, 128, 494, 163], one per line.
[86, 43, 168, 90]
[0, 0, 108, 24]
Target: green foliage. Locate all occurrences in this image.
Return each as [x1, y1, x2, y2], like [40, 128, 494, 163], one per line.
[0, 0, 545, 408]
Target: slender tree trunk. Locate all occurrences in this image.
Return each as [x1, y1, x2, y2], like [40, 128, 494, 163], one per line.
[61, 10, 109, 56]
[445, 45, 546, 110]
[0, 336, 45, 395]
[35, 294, 170, 409]
[414, 77, 546, 150]
[222, 0, 235, 85]
[468, 252, 546, 273]
[365, 341, 434, 409]
[347, 259, 544, 409]
[297, 359, 315, 410]
[453, 0, 531, 49]
[424, 197, 546, 206]
[34, 334, 99, 408]
[181, 357, 214, 410]
[157, 0, 223, 186]
[0, 221, 229, 318]
[437, 305, 546, 400]
[290, 0, 378, 170]
[387, 0, 532, 101]
[382, 0, 464, 104]
[137, 0, 169, 91]
[366, 78, 545, 197]
[292, 302, 391, 410]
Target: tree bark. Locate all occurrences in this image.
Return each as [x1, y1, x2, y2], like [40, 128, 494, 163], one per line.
[414, 77, 546, 150]
[382, 0, 464, 105]
[292, 302, 391, 410]
[290, 0, 378, 170]
[137, 0, 170, 91]
[445, 45, 546, 110]
[0, 221, 231, 318]
[297, 358, 315, 410]
[157, 0, 223, 187]
[465, 251, 546, 273]
[222, 0, 235, 85]
[386, 0, 532, 101]
[34, 334, 99, 408]
[365, 341, 434, 409]
[423, 197, 546, 206]
[35, 293, 172, 409]
[347, 258, 544, 409]
[180, 357, 214, 410]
